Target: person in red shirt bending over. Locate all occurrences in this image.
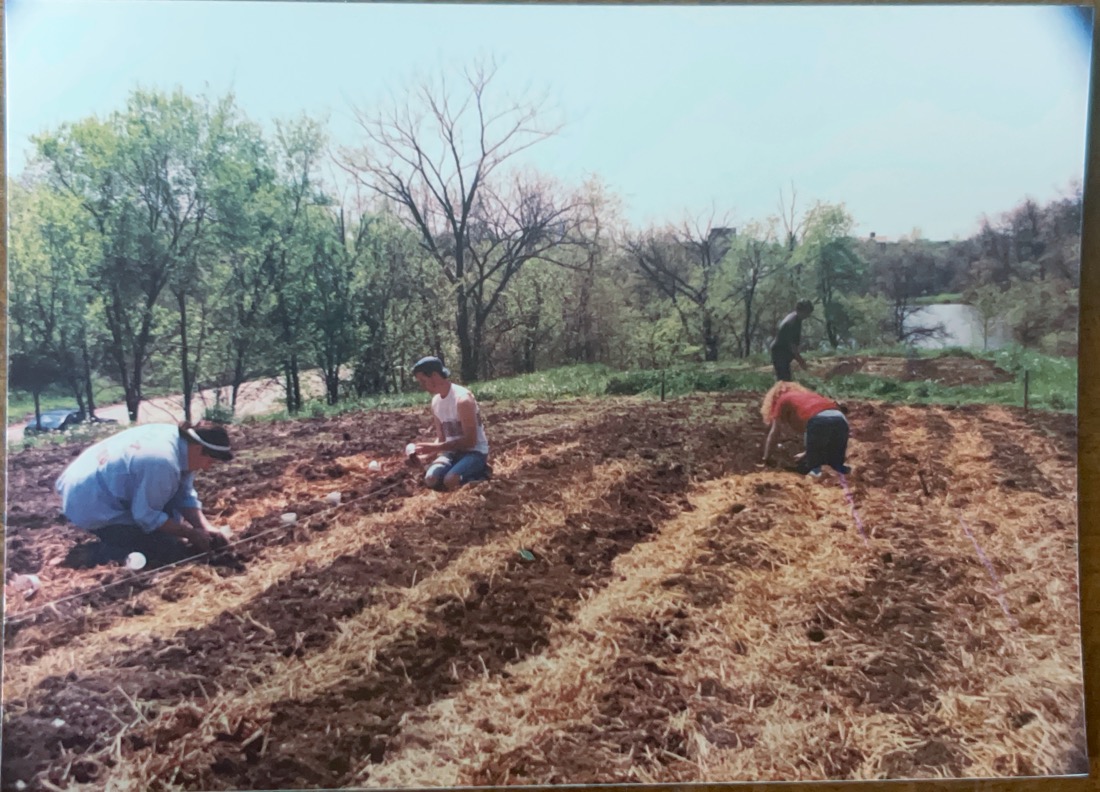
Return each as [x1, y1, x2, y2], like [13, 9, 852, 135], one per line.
[761, 381, 851, 477]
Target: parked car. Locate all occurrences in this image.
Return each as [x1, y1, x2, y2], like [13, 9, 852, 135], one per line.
[24, 408, 85, 434]
[23, 409, 116, 435]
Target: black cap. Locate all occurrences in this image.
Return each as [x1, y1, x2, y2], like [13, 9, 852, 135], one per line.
[185, 425, 234, 462]
[412, 356, 450, 378]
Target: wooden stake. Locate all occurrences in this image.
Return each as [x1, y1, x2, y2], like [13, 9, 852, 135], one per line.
[1024, 369, 1030, 412]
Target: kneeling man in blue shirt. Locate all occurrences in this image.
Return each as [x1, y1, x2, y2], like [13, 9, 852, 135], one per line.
[56, 421, 234, 565]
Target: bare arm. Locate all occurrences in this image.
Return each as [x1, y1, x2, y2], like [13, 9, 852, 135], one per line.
[416, 403, 478, 455]
[158, 518, 214, 553]
[762, 421, 780, 462]
[180, 506, 215, 533]
[413, 415, 446, 460]
[436, 397, 478, 453]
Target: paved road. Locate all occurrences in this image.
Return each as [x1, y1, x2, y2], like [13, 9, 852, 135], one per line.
[8, 373, 325, 445]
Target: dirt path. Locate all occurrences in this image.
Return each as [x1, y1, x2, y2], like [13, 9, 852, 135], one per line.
[7, 372, 326, 444]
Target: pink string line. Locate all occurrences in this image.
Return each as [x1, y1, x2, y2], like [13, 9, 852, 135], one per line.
[837, 473, 870, 548]
[958, 516, 1018, 627]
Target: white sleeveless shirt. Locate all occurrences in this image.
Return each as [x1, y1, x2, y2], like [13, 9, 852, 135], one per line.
[432, 383, 490, 455]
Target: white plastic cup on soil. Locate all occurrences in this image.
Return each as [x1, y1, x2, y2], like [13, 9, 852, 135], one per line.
[324, 491, 342, 506]
[280, 512, 298, 526]
[12, 573, 41, 599]
[125, 552, 147, 571]
[368, 460, 382, 472]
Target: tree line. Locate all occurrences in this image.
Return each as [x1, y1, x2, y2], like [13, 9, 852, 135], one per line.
[8, 63, 1082, 423]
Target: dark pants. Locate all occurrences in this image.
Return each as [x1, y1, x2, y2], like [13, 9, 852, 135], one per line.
[89, 524, 188, 565]
[771, 351, 794, 382]
[799, 410, 849, 473]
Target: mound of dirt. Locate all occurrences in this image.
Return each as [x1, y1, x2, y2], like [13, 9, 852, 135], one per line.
[819, 355, 1014, 387]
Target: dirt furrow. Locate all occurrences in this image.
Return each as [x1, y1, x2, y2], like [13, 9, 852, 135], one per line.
[166, 400, 761, 789]
[362, 477, 753, 789]
[191, 465, 690, 790]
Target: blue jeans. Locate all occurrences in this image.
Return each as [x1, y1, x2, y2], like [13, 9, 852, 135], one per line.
[799, 410, 849, 473]
[425, 451, 489, 490]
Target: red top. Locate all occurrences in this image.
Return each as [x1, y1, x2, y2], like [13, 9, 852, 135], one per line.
[773, 390, 838, 426]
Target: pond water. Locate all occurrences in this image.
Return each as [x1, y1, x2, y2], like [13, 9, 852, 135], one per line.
[905, 303, 1011, 350]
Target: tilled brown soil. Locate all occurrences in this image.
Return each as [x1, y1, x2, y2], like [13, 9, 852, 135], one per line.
[2, 393, 1084, 790]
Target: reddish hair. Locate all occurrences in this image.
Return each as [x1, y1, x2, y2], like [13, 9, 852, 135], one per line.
[760, 381, 812, 424]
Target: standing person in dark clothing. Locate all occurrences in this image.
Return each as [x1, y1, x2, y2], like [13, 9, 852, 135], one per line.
[770, 299, 814, 381]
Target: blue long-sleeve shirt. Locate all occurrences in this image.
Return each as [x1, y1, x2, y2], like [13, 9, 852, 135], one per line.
[55, 423, 202, 534]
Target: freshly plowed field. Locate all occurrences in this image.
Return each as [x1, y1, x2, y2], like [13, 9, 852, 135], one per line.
[2, 393, 1085, 790]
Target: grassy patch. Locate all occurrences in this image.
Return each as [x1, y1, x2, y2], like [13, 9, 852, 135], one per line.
[7, 379, 176, 425]
[799, 345, 1075, 412]
[251, 364, 618, 425]
[170, 347, 1089, 435]
[913, 292, 965, 306]
[476, 364, 614, 401]
[604, 366, 774, 397]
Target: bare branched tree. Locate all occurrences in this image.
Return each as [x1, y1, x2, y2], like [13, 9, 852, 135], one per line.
[728, 221, 785, 357]
[778, 181, 805, 252]
[625, 213, 734, 361]
[341, 60, 585, 381]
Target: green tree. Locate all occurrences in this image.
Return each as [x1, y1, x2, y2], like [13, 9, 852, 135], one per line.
[266, 116, 329, 412]
[348, 213, 433, 395]
[205, 118, 282, 412]
[867, 233, 946, 344]
[625, 216, 735, 362]
[722, 220, 787, 357]
[8, 183, 102, 415]
[305, 204, 366, 404]
[968, 282, 1008, 351]
[795, 203, 866, 348]
[9, 353, 68, 430]
[35, 89, 223, 421]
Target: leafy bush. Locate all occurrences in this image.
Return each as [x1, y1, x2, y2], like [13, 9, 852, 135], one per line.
[203, 404, 235, 424]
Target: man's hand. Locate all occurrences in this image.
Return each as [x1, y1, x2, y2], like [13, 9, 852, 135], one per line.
[188, 528, 212, 553]
[415, 441, 442, 456]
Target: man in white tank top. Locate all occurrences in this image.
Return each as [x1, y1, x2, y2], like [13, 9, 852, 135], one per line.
[408, 356, 491, 491]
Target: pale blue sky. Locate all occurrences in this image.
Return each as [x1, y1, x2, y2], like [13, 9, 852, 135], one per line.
[5, 1, 1093, 240]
